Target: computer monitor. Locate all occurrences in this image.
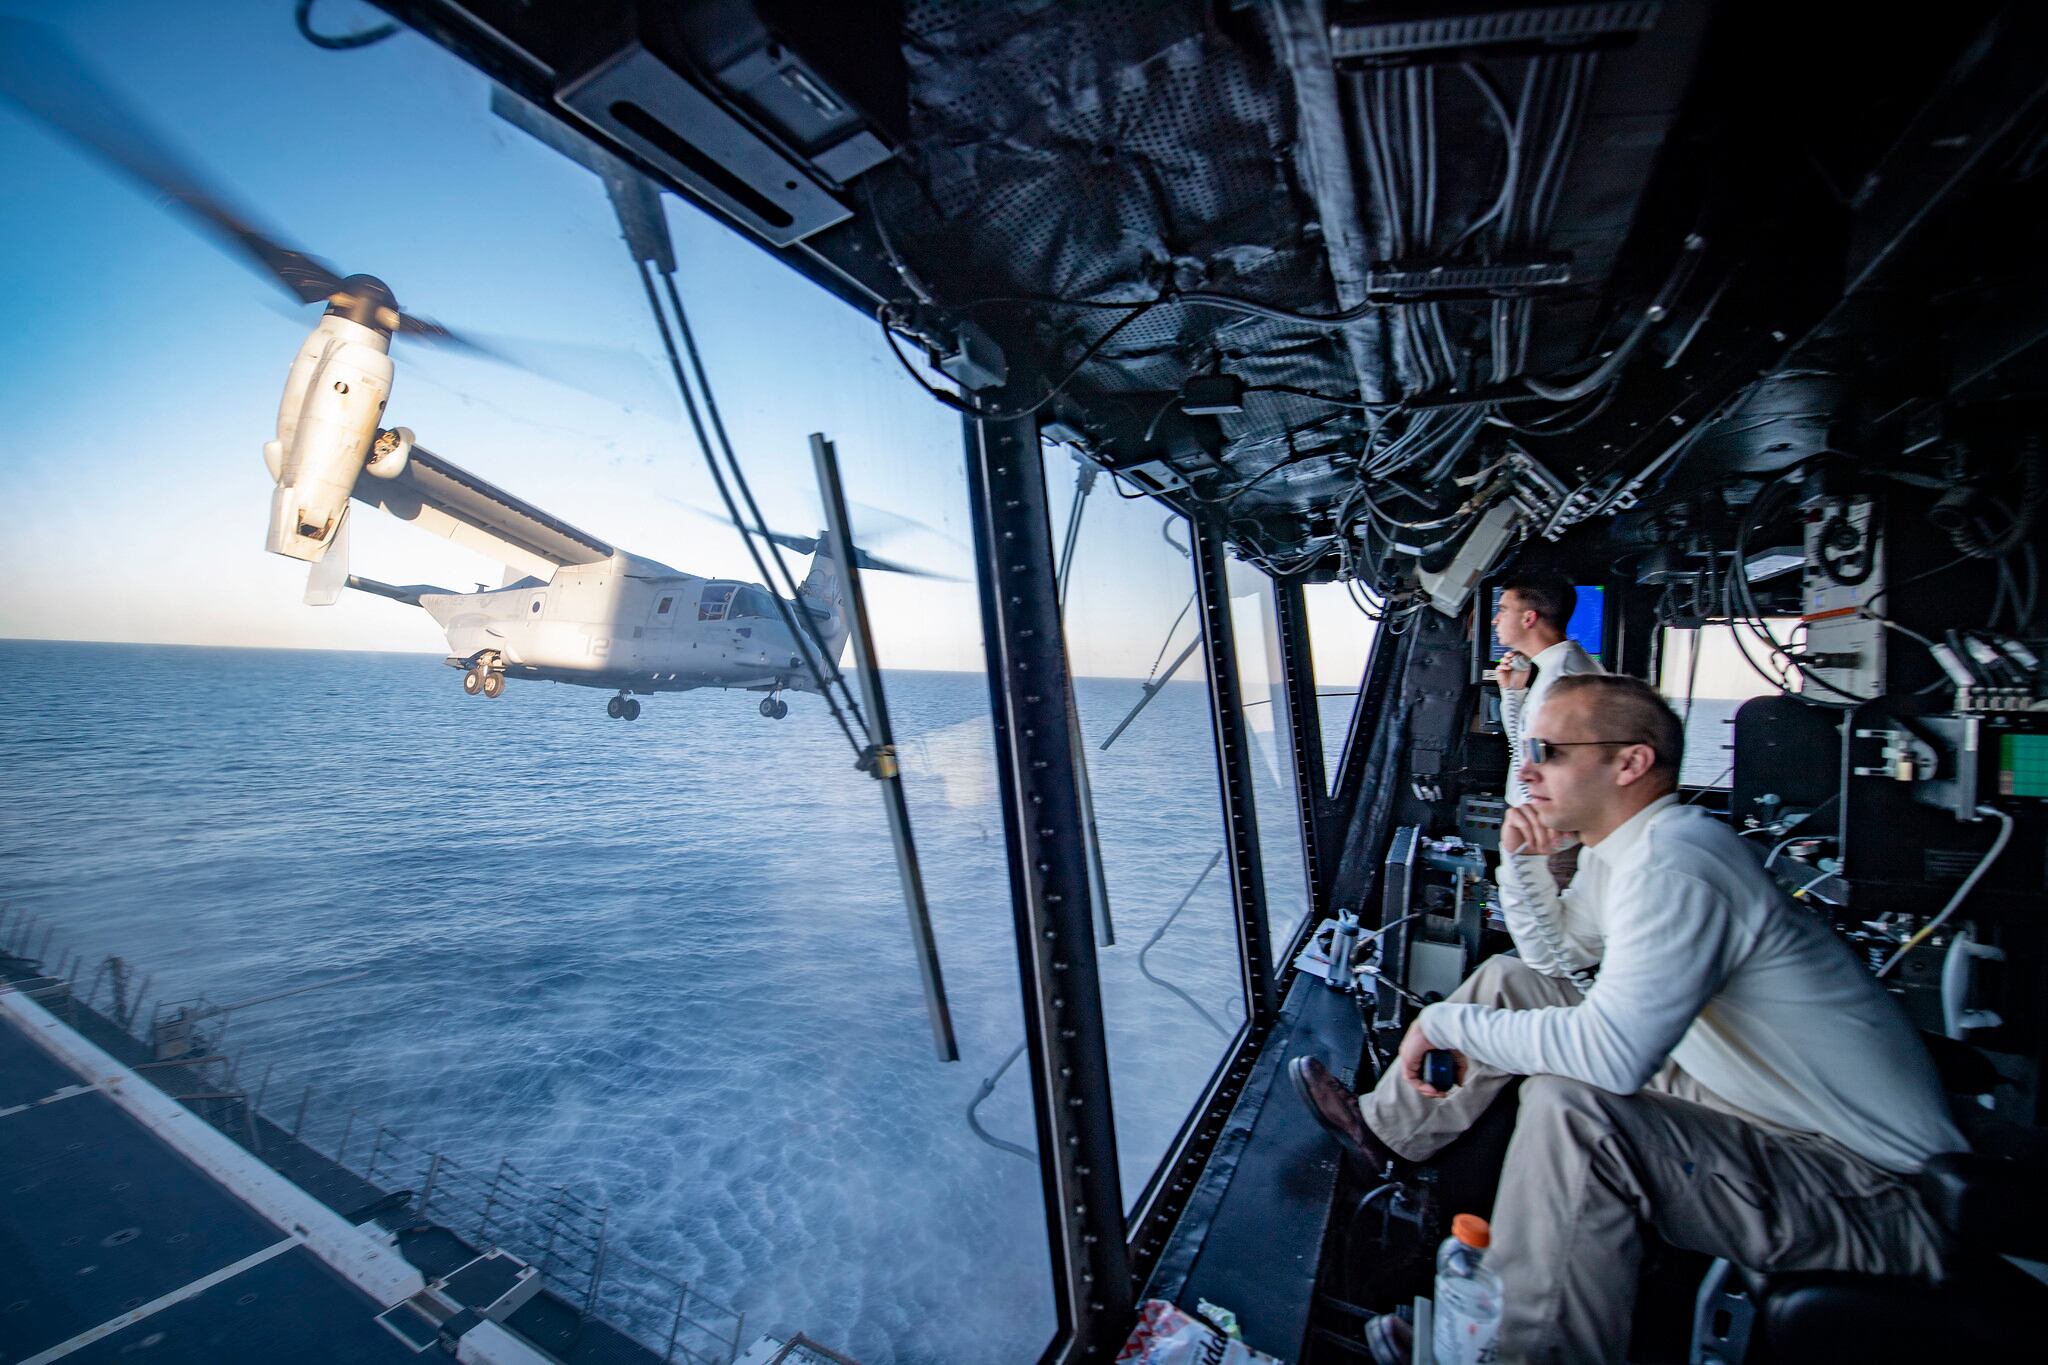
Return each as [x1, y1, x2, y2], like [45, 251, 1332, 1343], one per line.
[1474, 581, 1607, 681]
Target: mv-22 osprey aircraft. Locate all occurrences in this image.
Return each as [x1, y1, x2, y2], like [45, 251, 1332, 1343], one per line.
[278, 392, 851, 723]
[3, 18, 915, 723]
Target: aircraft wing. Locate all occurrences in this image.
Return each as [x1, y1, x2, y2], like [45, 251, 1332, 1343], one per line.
[353, 443, 614, 580]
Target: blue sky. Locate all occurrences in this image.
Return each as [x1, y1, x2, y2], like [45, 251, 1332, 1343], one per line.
[0, 0, 1376, 682]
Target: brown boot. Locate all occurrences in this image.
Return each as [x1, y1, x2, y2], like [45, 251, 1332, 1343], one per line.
[1288, 1055, 1403, 1171]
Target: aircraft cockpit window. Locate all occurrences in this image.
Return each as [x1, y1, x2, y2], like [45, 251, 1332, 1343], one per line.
[698, 584, 735, 621]
[731, 586, 777, 619]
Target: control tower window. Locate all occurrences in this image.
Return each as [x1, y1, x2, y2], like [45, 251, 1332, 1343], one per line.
[1227, 561, 1314, 953]
[1046, 457, 1245, 1213]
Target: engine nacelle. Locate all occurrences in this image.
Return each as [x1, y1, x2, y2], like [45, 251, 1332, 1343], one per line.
[365, 426, 413, 479]
[265, 317, 393, 563]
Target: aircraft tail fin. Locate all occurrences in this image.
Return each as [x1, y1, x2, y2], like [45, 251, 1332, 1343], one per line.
[796, 548, 852, 667]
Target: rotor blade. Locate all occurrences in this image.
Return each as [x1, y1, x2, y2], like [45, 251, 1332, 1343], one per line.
[850, 546, 959, 581]
[0, 18, 343, 305]
[685, 503, 952, 576]
[670, 500, 822, 555]
[846, 501, 969, 552]
[402, 320, 675, 414]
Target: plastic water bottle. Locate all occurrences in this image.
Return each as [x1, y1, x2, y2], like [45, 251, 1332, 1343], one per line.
[1432, 1213, 1503, 1365]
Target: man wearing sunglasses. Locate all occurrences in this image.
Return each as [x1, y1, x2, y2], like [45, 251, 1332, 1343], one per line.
[1293, 674, 1961, 1363]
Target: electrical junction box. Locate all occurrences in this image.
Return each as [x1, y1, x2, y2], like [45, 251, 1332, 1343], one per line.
[1800, 496, 1885, 700]
[1418, 500, 1519, 616]
[1180, 374, 1246, 415]
[938, 320, 1008, 392]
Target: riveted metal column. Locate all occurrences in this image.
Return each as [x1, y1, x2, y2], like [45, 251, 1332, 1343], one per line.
[962, 412, 1132, 1364]
[1273, 578, 1332, 934]
[1190, 520, 1277, 1028]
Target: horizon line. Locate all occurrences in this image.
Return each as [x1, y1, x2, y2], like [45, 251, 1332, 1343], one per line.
[0, 636, 1203, 683]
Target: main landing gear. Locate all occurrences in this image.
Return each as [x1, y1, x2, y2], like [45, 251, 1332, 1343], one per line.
[464, 658, 505, 698]
[607, 693, 642, 721]
[758, 694, 789, 719]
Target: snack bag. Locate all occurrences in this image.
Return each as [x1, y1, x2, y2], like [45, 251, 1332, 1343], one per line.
[1115, 1299, 1282, 1364]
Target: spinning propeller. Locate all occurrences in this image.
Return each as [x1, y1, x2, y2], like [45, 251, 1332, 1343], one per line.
[0, 17, 655, 402]
[680, 501, 961, 580]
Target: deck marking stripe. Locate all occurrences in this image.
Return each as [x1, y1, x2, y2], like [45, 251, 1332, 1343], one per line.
[0, 1082, 98, 1120]
[19, 1237, 298, 1364]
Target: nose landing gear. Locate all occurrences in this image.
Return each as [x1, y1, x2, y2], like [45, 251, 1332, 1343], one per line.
[758, 694, 789, 719]
[608, 693, 641, 721]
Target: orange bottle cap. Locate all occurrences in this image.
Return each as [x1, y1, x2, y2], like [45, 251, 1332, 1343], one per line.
[1452, 1214, 1491, 1248]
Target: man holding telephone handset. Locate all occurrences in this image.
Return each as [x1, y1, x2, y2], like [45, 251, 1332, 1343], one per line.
[1490, 568, 1603, 812]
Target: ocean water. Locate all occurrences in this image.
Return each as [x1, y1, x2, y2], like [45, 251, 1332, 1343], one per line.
[0, 640, 1300, 1364]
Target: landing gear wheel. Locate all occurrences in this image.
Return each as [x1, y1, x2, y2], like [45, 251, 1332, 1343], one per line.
[772, 699, 789, 719]
[760, 696, 778, 718]
[462, 669, 483, 696]
[481, 671, 505, 699]
[622, 698, 641, 721]
[607, 696, 623, 719]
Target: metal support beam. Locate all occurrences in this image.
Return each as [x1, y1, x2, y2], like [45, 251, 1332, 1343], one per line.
[962, 412, 1132, 1364]
[1190, 521, 1278, 1029]
[1273, 579, 1333, 932]
[811, 432, 958, 1062]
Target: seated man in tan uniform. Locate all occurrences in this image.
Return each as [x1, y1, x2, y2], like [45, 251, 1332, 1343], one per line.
[1292, 674, 1963, 1363]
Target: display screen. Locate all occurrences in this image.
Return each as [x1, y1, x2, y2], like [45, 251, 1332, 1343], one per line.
[2000, 733, 2048, 798]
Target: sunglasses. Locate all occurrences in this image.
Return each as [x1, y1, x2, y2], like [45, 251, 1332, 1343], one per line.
[1523, 737, 1648, 765]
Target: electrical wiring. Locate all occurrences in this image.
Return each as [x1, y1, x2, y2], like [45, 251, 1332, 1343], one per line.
[1146, 593, 1199, 682]
[1877, 806, 2014, 977]
[1246, 384, 1396, 411]
[1522, 232, 1705, 403]
[1452, 61, 1520, 249]
[860, 178, 936, 306]
[637, 262, 871, 758]
[1789, 869, 1839, 904]
[1137, 850, 1233, 1039]
[295, 0, 397, 48]
[1719, 463, 1877, 707]
[1140, 390, 1185, 445]
[878, 295, 1171, 424]
[1946, 440, 2042, 559]
[1763, 834, 1804, 869]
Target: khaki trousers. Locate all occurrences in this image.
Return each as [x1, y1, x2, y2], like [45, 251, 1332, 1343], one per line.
[1358, 956, 1950, 1364]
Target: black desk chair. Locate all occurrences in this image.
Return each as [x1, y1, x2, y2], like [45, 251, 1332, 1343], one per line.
[1691, 1036, 2048, 1363]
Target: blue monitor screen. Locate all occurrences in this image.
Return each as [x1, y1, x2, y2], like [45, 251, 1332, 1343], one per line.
[1483, 584, 1606, 667]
